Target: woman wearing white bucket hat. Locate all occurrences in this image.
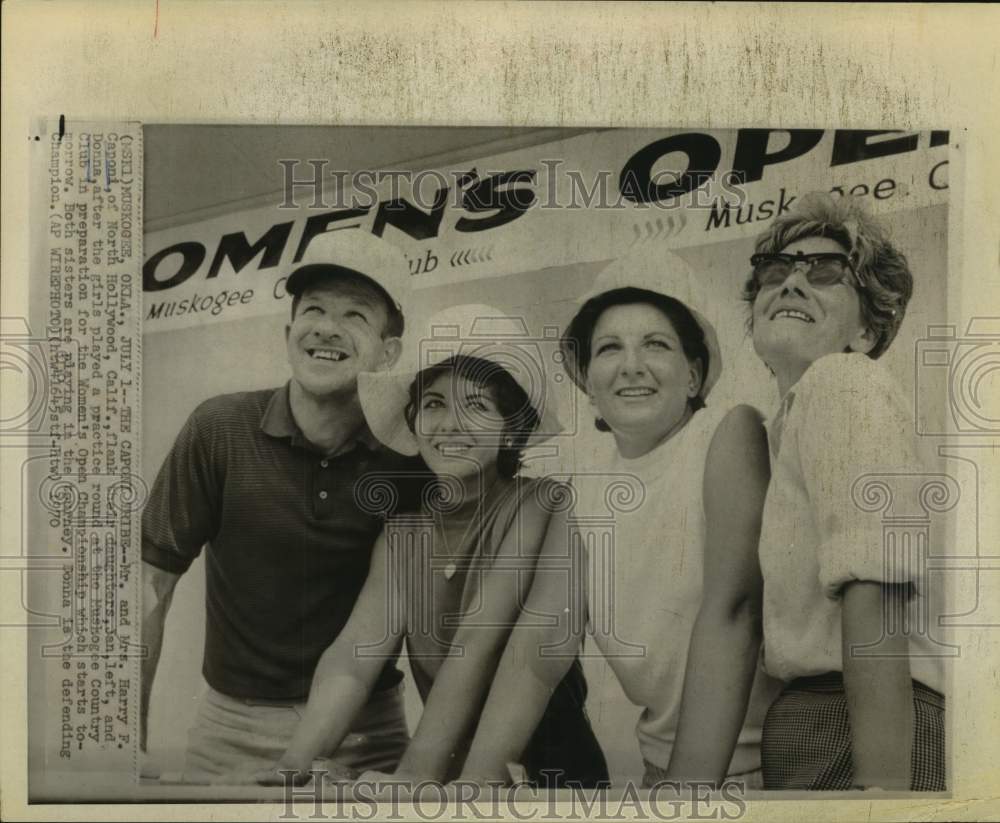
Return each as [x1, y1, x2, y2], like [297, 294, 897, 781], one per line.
[458, 249, 779, 788]
[255, 304, 608, 788]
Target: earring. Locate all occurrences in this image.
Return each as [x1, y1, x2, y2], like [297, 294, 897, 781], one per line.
[504, 437, 514, 447]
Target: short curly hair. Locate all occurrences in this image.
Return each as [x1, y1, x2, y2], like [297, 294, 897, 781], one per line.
[403, 355, 540, 479]
[743, 192, 914, 359]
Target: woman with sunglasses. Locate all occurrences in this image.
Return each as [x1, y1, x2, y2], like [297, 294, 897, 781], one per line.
[251, 304, 608, 789]
[457, 252, 779, 789]
[667, 192, 945, 791]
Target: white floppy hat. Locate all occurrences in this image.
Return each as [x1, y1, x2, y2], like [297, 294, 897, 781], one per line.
[358, 304, 563, 456]
[562, 247, 722, 399]
[285, 228, 411, 315]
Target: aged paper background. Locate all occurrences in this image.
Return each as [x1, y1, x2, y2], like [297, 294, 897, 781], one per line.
[2, 1, 998, 820]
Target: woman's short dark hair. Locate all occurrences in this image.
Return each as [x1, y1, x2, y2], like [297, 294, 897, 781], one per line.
[742, 192, 913, 359]
[562, 287, 710, 431]
[403, 355, 540, 478]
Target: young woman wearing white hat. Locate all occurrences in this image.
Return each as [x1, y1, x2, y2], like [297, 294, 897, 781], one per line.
[458, 252, 779, 788]
[254, 304, 608, 788]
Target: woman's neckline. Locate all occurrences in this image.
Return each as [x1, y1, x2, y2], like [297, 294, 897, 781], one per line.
[429, 474, 518, 560]
[430, 473, 516, 523]
[613, 407, 703, 466]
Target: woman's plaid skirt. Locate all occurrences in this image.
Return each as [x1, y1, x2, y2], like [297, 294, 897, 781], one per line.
[761, 671, 945, 790]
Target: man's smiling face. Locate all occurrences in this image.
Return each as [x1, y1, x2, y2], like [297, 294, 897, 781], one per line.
[285, 279, 396, 399]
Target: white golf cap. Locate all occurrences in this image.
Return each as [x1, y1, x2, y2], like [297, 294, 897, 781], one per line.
[563, 247, 722, 398]
[359, 303, 563, 456]
[285, 229, 411, 315]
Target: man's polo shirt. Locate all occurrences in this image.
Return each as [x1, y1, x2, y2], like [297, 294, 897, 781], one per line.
[142, 383, 423, 700]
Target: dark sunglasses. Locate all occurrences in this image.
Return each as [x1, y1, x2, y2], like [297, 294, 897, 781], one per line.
[750, 251, 864, 290]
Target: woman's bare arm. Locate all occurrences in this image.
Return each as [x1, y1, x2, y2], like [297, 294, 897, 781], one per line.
[842, 580, 913, 789]
[257, 530, 403, 782]
[667, 405, 769, 783]
[394, 493, 554, 781]
[458, 505, 585, 783]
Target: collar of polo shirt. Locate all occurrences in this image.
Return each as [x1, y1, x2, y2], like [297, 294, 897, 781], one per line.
[261, 382, 380, 456]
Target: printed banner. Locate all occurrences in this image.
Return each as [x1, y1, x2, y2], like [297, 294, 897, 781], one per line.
[143, 129, 950, 332]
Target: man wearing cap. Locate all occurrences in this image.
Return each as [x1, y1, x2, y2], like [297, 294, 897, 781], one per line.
[140, 230, 421, 781]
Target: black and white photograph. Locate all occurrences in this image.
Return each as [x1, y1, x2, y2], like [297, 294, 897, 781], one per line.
[2, 3, 999, 821]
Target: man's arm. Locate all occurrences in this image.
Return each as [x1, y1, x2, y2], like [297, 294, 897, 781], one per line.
[667, 405, 769, 783]
[140, 558, 181, 753]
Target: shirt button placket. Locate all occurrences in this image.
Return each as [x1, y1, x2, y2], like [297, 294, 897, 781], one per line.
[316, 458, 331, 516]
